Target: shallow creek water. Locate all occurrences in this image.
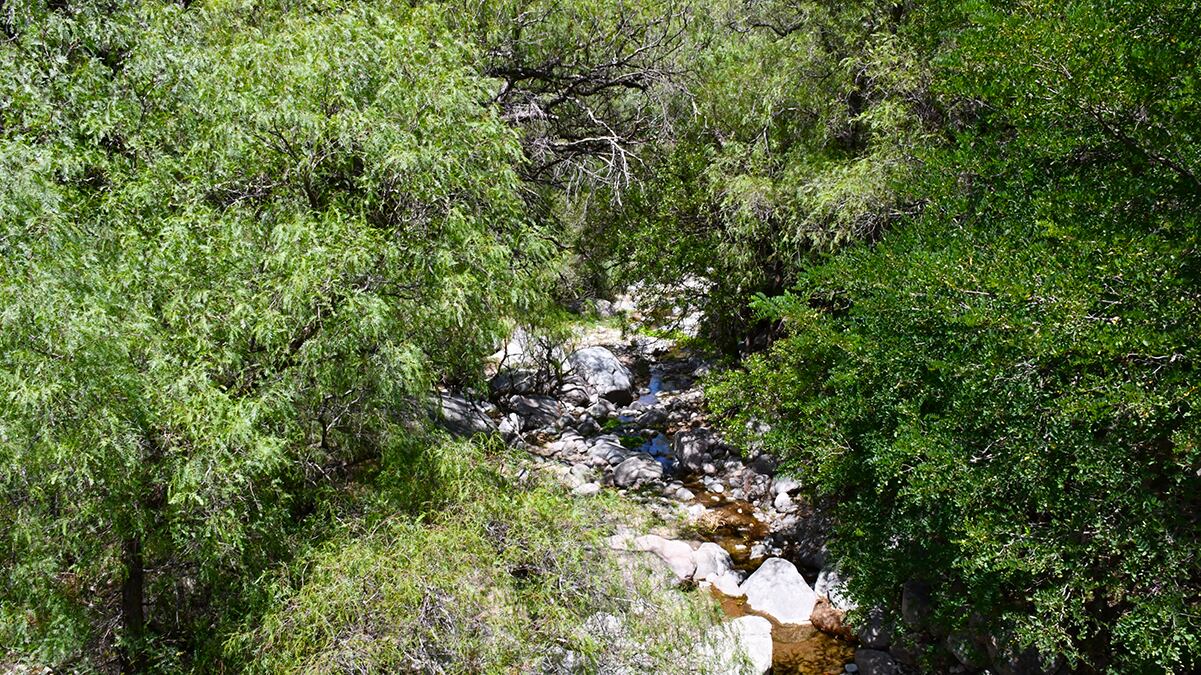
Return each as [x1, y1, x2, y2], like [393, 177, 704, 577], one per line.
[683, 486, 769, 570]
[626, 358, 856, 672]
[715, 589, 855, 675]
[684, 484, 855, 673]
[638, 371, 666, 406]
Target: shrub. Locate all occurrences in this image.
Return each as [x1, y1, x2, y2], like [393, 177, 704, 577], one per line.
[708, 2, 1201, 669]
[0, 2, 549, 667]
[227, 438, 722, 674]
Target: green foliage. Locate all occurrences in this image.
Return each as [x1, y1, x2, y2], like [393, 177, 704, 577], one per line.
[589, 0, 932, 347]
[1, 1, 549, 668]
[228, 437, 721, 674]
[3, 0, 1199, 671]
[709, 1, 1201, 671]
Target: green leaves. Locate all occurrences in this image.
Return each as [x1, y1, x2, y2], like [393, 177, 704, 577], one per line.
[0, 1, 553, 667]
[589, 0, 933, 349]
[705, 1, 1201, 671]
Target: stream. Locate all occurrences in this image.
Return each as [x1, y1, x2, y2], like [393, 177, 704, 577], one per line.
[533, 336, 857, 673]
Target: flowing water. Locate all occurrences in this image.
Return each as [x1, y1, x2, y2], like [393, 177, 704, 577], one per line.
[683, 485, 769, 570]
[639, 432, 674, 471]
[688, 484, 855, 673]
[670, 427, 853, 672]
[637, 371, 666, 406]
[714, 589, 855, 675]
[595, 347, 856, 672]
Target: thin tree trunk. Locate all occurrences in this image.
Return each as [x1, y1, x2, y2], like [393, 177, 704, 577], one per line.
[121, 536, 145, 673]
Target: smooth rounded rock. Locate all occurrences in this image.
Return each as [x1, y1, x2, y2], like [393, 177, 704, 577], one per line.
[773, 491, 796, 513]
[708, 570, 745, 597]
[509, 395, 561, 429]
[771, 476, 800, 496]
[569, 346, 635, 405]
[738, 557, 818, 625]
[571, 482, 601, 497]
[632, 534, 696, 580]
[692, 542, 735, 581]
[700, 616, 773, 674]
[613, 455, 663, 488]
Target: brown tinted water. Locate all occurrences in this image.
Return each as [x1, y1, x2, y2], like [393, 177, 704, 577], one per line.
[714, 589, 855, 675]
[687, 485, 855, 674]
[684, 486, 770, 570]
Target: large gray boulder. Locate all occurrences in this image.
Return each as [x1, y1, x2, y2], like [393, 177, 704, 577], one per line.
[589, 437, 631, 466]
[568, 346, 634, 405]
[738, 557, 817, 625]
[509, 395, 561, 430]
[613, 455, 664, 488]
[489, 368, 538, 397]
[672, 428, 718, 472]
[699, 616, 774, 674]
[436, 393, 496, 436]
[559, 380, 593, 407]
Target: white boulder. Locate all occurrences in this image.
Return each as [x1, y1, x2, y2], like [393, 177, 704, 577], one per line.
[633, 534, 696, 580]
[699, 616, 773, 674]
[739, 558, 817, 625]
[692, 542, 735, 582]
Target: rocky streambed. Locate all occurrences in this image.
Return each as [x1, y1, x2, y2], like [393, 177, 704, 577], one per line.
[438, 325, 894, 674]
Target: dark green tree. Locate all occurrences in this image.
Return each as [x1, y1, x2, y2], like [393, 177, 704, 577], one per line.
[710, 0, 1201, 670]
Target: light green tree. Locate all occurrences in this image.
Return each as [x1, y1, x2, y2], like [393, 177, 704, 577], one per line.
[0, 2, 549, 668]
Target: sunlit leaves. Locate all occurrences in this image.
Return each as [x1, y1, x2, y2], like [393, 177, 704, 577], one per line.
[707, 1, 1200, 671]
[0, 1, 549, 666]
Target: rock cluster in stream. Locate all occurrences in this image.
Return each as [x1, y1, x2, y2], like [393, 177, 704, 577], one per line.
[437, 325, 1060, 675]
[447, 333, 840, 581]
[439, 332, 860, 673]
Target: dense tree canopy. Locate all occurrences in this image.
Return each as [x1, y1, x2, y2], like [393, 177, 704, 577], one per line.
[1, 1, 548, 668]
[579, 0, 934, 348]
[1, 0, 1198, 672]
[708, 0, 1201, 671]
